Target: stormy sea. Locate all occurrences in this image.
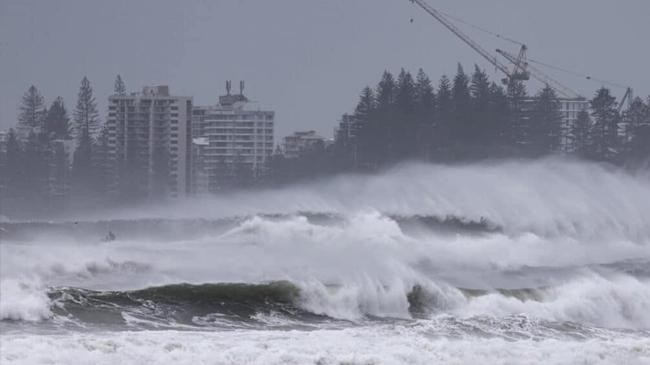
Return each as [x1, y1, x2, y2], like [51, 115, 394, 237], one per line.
[1, 159, 650, 365]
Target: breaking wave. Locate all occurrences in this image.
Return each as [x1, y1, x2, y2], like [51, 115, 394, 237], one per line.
[30, 158, 648, 242]
[3, 272, 650, 332]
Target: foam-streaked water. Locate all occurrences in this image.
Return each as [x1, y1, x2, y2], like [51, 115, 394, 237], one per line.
[1, 159, 650, 364]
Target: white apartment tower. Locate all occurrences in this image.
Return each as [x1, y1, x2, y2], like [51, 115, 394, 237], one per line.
[192, 81, 274, 193]
[521, 97, 590, 151]
[106, 86, 192, 199]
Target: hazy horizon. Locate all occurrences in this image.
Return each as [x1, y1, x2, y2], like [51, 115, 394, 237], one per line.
[2, 0, 649, 139]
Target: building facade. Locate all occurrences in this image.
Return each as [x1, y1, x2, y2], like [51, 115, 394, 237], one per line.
[0, 130, 7, 196]
[0, 130, 7, 154]
[282, 130, 326, 159]
[520, 97, 590, 151]
[106, 86, 192, 199]
[558, 98, 591, 150]
[191, 82, 274, 193]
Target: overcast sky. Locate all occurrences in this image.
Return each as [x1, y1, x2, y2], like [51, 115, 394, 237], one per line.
[1, 0, 649, 139]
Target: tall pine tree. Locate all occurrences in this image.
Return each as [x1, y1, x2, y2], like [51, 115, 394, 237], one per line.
[528, 86, 563, 156]
[624, 96, 650, 166]
[469, 66, 491, 157]
[1, 129, 25, 208]
[414, 69, 436, 160]
[395, 69, 417, 160]
[451, 64, 471, 159]
[45, 97, 71, 140]
[373, 71, 396, 166]
[72, 77, 100, 197]
[589, 87, 620, 161]
[17, 85, 46, 139]
[434, 75, 453, 160]
[487, 82, 511, 156]
[355, 86, 378, 169]
[74, 76, 100, 141]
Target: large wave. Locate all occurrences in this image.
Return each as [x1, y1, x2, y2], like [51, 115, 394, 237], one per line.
[1, 159, 649, 333]
[40, 158, 650, 242]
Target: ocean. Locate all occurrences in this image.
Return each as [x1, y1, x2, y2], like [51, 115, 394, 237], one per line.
[1, 159, 650, 364]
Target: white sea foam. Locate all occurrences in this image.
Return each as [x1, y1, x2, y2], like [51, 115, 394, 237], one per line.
[2, 211, 650, 327]
[55, 159, 650, 242]
[0, 278, 51, 322]
[1, 326, 648, 365]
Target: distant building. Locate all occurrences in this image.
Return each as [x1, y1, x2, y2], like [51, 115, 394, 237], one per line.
[106, 85, 192, 199]
[521, 97, 590, 151]
[0, 130, 7, 153]
[192, 81, 274, 193]
[0, 130, 7, 195]
[191, 137, 210, 194]
[558, 98, 591, 149]
[46, 139, 75, 207]
[282, 130, 326, 159]
[335, 114, 361, 143]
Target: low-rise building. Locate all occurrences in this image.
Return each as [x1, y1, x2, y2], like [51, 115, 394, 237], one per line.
[282, 130, 326, 159]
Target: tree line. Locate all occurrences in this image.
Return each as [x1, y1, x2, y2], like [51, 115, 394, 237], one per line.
[0, 76, 124, 216]
[268, 65, 650, 184]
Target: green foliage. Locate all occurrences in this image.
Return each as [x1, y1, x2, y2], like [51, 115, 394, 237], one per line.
[18, 85, 46, 133]
[528, 86, 563, 156]
[74, 76, 100, 142]
[45, 97, 71, 140]
[589, 87, 620, 161]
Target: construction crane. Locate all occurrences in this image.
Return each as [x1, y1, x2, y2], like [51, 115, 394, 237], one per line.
[408, 0, 589, 100]
[408, 0, 529, 86]
[525, 57, 634, 110]
[618, 87, 634, 112]
[496, 49, 581, 99]
[408, 0, 639, 108]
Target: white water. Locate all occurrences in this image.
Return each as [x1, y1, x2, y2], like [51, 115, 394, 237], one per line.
[2, 326, 649, 365]
[66, 158, 650, 241]
[1, 159, 650, 364]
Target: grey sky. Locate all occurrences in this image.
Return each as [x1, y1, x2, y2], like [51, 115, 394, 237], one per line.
[1, 0, 649, 139]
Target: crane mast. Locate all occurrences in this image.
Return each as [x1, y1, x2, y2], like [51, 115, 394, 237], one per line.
[497, 49, 580, 99]
[618, 87, 634, 112]
[409, 0, 529, 85]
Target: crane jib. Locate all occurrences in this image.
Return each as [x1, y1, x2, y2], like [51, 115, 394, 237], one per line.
[408, 0, 582, 98]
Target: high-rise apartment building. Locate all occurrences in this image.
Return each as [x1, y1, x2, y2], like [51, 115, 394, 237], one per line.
[106, 86, 192, 199]
[192, 81, 274, 193]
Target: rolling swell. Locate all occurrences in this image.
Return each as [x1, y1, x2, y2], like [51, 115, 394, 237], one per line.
[45, 281, 324, 329]
[4, 274, 650, 331]
[6, 281, 548, 330]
